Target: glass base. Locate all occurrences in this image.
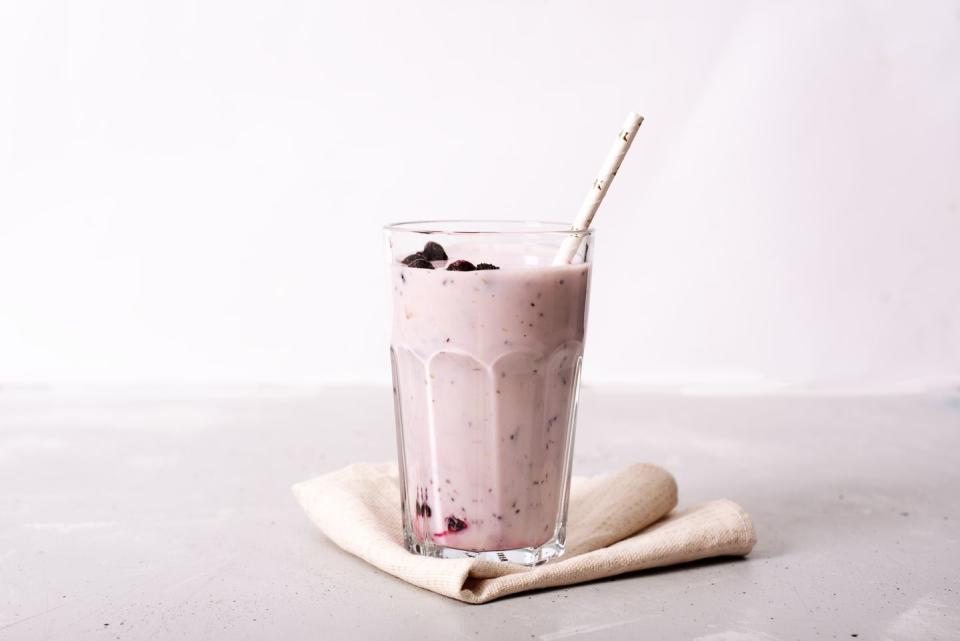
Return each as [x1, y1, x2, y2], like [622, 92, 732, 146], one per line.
[403, 528, 566, 566]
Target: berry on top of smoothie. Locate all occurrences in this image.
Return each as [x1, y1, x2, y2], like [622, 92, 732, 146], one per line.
[422, 241, 448, 261]
[446, 260, 476, 272]
[400, 241, 501, 272]
[402, 252, 427, 265]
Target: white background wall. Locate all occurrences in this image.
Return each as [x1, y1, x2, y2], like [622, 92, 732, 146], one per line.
[1, 0, 958, 390]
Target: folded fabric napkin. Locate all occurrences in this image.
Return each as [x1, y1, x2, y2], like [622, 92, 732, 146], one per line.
[292, 462, 756, 604]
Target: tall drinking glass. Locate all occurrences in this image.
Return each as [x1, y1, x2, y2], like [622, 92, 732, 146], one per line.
[384, 221, 593, 565]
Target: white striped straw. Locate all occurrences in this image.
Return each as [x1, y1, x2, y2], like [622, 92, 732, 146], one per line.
[553, 112, 644, 265]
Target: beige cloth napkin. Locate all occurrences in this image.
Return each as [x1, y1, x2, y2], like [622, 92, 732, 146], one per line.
[292, 462, 756, 604]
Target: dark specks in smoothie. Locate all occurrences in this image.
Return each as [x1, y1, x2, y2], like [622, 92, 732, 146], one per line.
[445, 337, 450, 342]
[533, 369, 538, 374]
[538, 312, 544, 318]
[501, 371, 506, 379]
[515, 509, 521, 514]
[445, 478, 451, 484]
[400, 273, 406, 283]
[446, 515, 467, 532]
[537, 292, 542, 299]
[559, 279, 565, 285]
[530, 302, 536, 307]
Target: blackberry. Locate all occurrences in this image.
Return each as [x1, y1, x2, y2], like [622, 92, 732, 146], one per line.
[421, 241, 448, 261]
[446, 260, 475, 272]
[446, 515, 467, 532]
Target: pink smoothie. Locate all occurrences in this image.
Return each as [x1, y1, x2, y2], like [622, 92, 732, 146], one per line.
[390, 250, 590, 553]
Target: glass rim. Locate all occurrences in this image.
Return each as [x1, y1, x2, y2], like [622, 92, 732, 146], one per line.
[383, 219, 594, 236]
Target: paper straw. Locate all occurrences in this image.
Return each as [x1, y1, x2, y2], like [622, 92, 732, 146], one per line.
[553, 112, 644, 265]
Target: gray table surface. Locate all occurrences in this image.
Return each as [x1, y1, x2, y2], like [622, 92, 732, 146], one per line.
[1, 386, 958, 640]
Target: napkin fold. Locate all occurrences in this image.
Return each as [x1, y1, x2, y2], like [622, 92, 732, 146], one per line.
[293, 462, 756, 604]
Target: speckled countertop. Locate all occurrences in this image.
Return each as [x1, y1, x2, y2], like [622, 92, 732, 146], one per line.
[1, 387, 958, 640]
